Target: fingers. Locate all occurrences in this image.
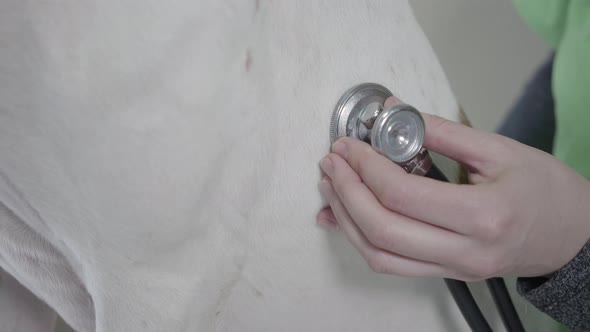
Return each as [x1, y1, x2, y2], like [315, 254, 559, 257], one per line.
[383, 96, 401, 108]
[316, 207, 339, 229]
[318, 178, 456, 278]
[421, 113, 509, 174]
[320, 155, 471, 265]
[329, 138, 486, 235]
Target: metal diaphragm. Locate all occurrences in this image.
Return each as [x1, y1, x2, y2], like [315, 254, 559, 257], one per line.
[331, 83, 425, 164]
[371, 103, 425, 164]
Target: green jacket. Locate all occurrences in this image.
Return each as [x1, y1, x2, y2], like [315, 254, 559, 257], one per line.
[514, 0, 590, 179]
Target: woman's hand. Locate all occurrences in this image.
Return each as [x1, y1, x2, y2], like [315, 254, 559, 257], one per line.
[317, 109, 590, 281]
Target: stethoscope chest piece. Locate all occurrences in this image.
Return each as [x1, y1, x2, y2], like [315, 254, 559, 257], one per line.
[330, 83, 393, 144]
[330, 83, 430, 175]
[330, 83, 524, 332]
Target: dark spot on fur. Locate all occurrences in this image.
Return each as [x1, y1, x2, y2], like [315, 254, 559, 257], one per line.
[254, 288, 263, 297]
[245, 50, 253, 72]
[255, 0, 260, 11]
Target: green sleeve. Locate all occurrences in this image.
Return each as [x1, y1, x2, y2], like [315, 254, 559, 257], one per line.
[551, 1, 590, 180]
[513, 0, 570, 48]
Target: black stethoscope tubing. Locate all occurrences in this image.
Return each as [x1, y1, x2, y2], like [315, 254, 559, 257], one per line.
[426, 164, 525, 332]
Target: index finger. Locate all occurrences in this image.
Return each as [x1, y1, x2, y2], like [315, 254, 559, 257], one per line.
[331, 137, 485, 235]
[421, 113, 508, 174]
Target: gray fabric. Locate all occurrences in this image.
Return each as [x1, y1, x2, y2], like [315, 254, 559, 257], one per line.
[496, 54, 555, 154]
[517, 243, 590, 331]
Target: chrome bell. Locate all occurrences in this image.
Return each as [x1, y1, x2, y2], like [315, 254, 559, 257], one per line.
[330, 83, 431, 175]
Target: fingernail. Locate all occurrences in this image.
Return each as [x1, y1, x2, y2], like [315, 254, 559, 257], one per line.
[331, 141, 348, 159]
[316, 201, 339, 230]
[384, 96, 402, 108]
[320, 157, 334, 176]
[317, 217, 339, 230]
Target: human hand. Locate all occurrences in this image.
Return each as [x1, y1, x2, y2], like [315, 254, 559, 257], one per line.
[317, 107, 590, 281]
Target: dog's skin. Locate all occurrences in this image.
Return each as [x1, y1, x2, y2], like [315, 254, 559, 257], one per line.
[0, 1, 553, 331]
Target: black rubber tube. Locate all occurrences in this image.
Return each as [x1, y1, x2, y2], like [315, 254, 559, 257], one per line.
[444, 279, 493, 332]
[486, 278, 526, 332]
[424, 164, 525, 331]
[425, 164, 493, 332]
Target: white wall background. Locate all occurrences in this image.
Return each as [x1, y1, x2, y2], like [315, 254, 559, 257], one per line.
[411, 0, 549, 131]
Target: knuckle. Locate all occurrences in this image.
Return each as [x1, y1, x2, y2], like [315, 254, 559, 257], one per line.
[379, 185, 410, 212]
[481, 215, 507, 242]
[366, 253, 391, 274]
[428, 114, 454, 134]
[427, 115, 465, 144]
[355, 149, 373, 177]
[486, 136, 510, 154]
[356, 144, 381, 173]
[483, 134, 519, 166]
[475, 197, 512, 242]
[367, 251, 397, 274]
[366, 226, 396, 250]
[378, 186, 398, 208]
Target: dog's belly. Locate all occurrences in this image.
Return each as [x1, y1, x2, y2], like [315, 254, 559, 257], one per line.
[0, 1, 497, 331]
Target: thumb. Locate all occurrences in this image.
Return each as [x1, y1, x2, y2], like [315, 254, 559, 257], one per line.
[421, 112, 508, 174]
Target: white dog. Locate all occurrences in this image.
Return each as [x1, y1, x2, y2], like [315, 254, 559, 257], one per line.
[0, 1, 555, 331]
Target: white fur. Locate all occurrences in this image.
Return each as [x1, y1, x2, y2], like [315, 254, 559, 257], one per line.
[0, 1, 536, 331]
[0, 267, 57, 332]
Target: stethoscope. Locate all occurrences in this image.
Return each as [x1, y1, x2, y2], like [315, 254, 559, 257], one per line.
[330, 83, 525, 332]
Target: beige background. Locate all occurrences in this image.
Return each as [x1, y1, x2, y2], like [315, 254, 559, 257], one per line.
[54, 1, 552, 331]
[412, 0, 549, 131]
